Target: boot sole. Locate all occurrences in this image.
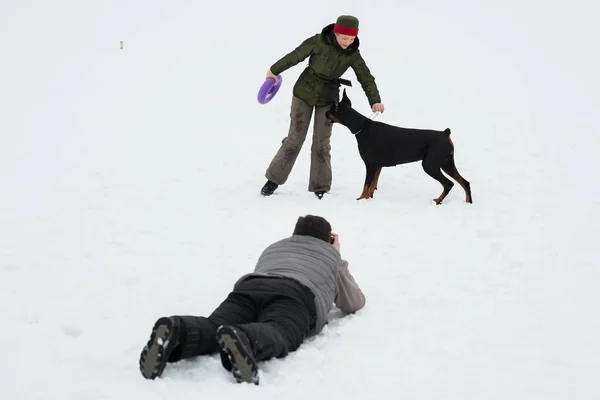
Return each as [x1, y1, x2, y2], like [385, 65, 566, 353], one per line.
[216, 326, 259, 385]
[139, 318, 173, 379]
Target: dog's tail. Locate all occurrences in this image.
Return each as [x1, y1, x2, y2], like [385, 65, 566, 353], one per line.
[444, 128, 451, 136]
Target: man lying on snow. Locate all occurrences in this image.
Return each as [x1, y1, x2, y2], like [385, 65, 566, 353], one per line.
[139, 215, 366, 385]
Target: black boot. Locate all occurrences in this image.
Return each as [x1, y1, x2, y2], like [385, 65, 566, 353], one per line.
[139, 317, 181, 379]
[216, 325, 259, 385]
[315, 190, 326, 199]
[260, 180, 278, 196]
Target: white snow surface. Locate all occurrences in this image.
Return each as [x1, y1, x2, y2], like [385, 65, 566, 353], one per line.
[1, 0, 599, 399]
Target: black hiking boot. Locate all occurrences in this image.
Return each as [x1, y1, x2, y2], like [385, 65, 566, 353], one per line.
[315, 190, 326, 199]
[260, 180, 278, 196]
[216, 325, 259, 385]
[139, 317, 180, 379]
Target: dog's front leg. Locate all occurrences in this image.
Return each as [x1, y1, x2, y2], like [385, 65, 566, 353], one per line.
[357, 163, 378, 200]
[368, 167, 382, 198]
[357, 185, 370, 200]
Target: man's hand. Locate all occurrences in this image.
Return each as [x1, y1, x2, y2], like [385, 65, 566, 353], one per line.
[266, 69, 279, 83]
[330, 232, 340, 252]
[372, 103, 384, 113]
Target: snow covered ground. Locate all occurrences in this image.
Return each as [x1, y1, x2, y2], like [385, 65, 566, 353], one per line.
[1, 0, 599, 399]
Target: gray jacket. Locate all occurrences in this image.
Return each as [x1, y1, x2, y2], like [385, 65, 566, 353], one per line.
[234, 234, 366, 335]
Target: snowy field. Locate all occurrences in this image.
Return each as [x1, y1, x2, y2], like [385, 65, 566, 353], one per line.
[1, 0, 599, 399]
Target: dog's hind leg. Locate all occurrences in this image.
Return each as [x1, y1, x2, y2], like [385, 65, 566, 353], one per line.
[441, 143, 472, 203]
[422, 147, 455, 205]
[357, 163, 378, 200]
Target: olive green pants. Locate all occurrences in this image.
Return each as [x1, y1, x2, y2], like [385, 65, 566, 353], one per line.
[265, 96, 334, 192]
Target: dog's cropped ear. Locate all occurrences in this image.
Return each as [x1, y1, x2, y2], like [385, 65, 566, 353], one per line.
[342, 89, 351, 106]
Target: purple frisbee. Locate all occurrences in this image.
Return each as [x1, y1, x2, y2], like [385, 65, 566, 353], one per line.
[257, 75, 283, 104]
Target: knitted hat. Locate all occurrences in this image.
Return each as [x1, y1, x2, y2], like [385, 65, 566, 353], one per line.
[333, 15, 359, 36]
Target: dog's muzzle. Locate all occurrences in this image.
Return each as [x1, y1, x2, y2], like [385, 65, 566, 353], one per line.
[325, 110, 337, 123]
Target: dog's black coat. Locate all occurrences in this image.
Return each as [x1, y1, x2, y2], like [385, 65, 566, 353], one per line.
[326, 90, 472, 204]
[354, 119, 452, 166]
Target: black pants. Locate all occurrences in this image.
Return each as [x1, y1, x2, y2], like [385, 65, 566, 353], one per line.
[168, 276, 316, 363]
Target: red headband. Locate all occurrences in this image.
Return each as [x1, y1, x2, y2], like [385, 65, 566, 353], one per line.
[333, 24, 358, 36]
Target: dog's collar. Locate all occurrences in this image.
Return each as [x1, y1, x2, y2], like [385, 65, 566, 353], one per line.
[352, 119, 372, 135]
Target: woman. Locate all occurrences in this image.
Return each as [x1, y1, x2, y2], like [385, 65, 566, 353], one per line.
[260, 15, 384, 199]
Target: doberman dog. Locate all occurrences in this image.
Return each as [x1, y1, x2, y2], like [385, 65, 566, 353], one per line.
[326, 89, 472, 205]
